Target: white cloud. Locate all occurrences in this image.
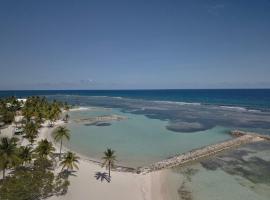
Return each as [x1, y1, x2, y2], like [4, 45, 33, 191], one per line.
[207, 4, 225, 16]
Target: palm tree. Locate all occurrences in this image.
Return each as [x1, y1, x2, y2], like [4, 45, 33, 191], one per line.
[46, 103, 60, 127]
[19, 146, 33, 166]
[102, 148, 116, 178]
[63, 114, 69, 123]
[60, 151, 79, 172]
[64, 102, 70, 111]
[47, 110, 55, 127]
[35, 139, 55, 159]
[54, 126, 70, 159]
[35, 111, 44, 126]
[51, 102, 61, 121]
[23, 121, 39, 145]
[0, 137, 20, 179]
[22, 107, 32, 122]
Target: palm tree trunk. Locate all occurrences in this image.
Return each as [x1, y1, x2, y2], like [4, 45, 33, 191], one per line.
[30, 139, 34, 146]
[3, 168, 5, 179]
[60, 139, 62, 160]
[108, 161, 111, 177]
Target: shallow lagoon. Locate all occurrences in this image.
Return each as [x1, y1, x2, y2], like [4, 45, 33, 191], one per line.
[50, 95, 270, 134]
[55, 95, 270, 199]
[65, 107, 232, 167]
[162, 141, 270, 200]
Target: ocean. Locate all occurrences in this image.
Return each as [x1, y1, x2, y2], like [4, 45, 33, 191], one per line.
[1, 89, 270, 111]
[1, 89, 270, 199]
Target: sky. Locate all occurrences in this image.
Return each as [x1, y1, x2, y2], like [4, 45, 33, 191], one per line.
[0, 0, 270, 90]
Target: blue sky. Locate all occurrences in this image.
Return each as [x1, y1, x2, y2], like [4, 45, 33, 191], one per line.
[0, 0, 270, 90]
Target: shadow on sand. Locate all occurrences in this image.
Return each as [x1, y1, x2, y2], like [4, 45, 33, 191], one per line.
[94, 171, 111, 183]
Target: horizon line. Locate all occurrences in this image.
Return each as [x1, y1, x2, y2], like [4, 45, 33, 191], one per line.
[1, 88, 270, 91]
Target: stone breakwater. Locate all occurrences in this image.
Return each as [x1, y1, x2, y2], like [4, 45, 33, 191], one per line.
[231, 130, 270, 140]
[138, 133, 265, 174]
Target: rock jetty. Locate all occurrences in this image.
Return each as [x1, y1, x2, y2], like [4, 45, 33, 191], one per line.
[139, 133, 265, 173]
[231, 130, 270, 140]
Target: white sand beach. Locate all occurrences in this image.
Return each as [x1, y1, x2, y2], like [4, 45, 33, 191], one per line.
[41, 121, 167, 200]
[0, 120, 168, 200]
[48, 160, 166, 200]
[1, 120, 165, 200]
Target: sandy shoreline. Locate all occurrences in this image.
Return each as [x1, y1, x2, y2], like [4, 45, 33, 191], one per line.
[69, 107, 91, 112]
[38, 121, 166, 200]
[1, 119, 168, 200]
[2, 114, 267, 200]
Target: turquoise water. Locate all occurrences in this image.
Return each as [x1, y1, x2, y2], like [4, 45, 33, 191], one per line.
[65, 107, 232, 167]
[50, 94, 270, 135]
[1, 91, 268, 198]
[162, 141, 270, 200]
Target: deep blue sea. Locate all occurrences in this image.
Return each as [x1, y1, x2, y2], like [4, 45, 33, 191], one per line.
[0, 89, 270, 111]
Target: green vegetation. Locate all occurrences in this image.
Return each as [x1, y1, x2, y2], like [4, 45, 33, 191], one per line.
[0, 96, 77, 200]
[54, 126, 70, 160]
[0, 157, 69, 200]
[0, 96, 64, 128]
[35, 139, 56, 159]
[22, 97, 62, 126]
[102, 148, 116, 178]
[0, 137, 20, 179]
[60, 151, 80, 172]
[63, 102, 70, 111]
[23, 121, 39, 144]
[0, 97, 18, 125]
[18, 146, 33, 166]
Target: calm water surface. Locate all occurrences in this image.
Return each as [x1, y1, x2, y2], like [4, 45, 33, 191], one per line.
[65, 107, 231, 167]
[162, 141, 270, 200]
